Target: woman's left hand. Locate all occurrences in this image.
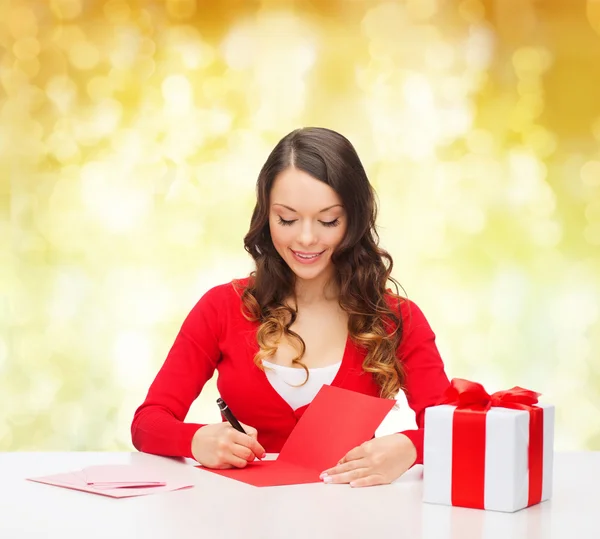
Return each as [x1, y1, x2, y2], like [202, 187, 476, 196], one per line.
[320, 433, 417, 488]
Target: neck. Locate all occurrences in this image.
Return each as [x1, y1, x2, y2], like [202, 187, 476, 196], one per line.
[293, 269, 339, 305]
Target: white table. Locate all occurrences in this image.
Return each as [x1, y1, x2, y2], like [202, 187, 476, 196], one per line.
[0, 451, 597, 539]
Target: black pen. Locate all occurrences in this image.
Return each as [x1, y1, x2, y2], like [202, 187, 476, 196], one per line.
[216, 397, 247, 434]
[217, 397, 262, 461]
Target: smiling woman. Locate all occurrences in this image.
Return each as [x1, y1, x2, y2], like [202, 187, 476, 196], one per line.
[131, 127, 451, 487]
[241, 128, 412, 394]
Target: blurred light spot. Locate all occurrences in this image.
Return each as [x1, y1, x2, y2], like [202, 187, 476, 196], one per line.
[517, 78, 541, 96]
[438, 289, 478, 326]
[207, 108, 233, 134]
[585, 201, 600, 223]
[139, 37, 156, 57]
[466, 129, 495, 155]
[552, 288, 599, 332]
[113, 331, 153, 386]
[406, 0, 438, 20]
[51, 402, 84, 441]
[415, 210, 447, 254]
[362, 2, 409, 41]
[455, 205, 486, 234]
[580, 160, 600, 186]
[458, 0, 485, 23]
[28, 375, 63, 410]
[507, 150, 548, 205]
[134, 57, 156, 80]
[403, 74, 434, 112]
[592, 117, 600, 142]
[13, 37, 40, 60]
[45, 75, 78, 113]
[162, 74, 193, 114]
[75, 98, 123, 144]
[52, 24, 86, 52]
[489, 268, 527, 322]
[179, 40, 214, 70]
[221, 13, 315, 128]
[425, 42, 455, 71]
[0, 421, 13, 448]
[458, 333, 487, 369]
[0, 336, 7, 372]
[81, 161, 152, 232]
[48, 268, 90, 323]
[531, 220, 562, 247]
[86, 76, 114, 101]
[106, 268, 174, 326]
[46, 130, 81, 163]
[464, 26, 495, 70]
[510, 97, 544, 131]
[103, 0, 131, 24]
[50, 0, 82, 21]
[69, 41, 100, 70]
[556, 338, 591, 378]
[166, 0, 196, 19]
[512, 47, 552, 77]
[1, 66, 30, 97]
[109, 28, 142, 69]
[587, 0, 600, 37]
[523, 126, 557, 157]
[439, 76, 464, 101]
[442, 105, 473, 138]
[109, 128, 143, 160]
[584, 223, 600, 245]
[15, 58, 40, 78]
[8, 5, 38, 39]
[532, 186, 556, 217]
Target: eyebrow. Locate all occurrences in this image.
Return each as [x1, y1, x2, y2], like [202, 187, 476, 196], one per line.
[272, 203, 343, 213]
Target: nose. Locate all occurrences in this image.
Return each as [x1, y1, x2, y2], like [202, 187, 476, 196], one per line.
[298, 220, 318, 247]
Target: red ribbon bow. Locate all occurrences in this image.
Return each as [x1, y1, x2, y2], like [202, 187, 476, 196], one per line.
[439, 378, 541, 411]
[437, 378, 544, 509]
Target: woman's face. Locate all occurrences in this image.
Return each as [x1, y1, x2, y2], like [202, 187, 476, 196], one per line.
[268, 167, 347, 285]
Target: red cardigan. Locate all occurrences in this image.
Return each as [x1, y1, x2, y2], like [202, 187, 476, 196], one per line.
[131, 278, 450, 465]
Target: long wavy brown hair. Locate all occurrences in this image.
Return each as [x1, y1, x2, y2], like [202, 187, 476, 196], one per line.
[240, 127, 406, 399]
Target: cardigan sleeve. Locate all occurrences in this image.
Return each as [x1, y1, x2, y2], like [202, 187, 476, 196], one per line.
[131, 285, 224, 459]
[396, 299, 450, 465]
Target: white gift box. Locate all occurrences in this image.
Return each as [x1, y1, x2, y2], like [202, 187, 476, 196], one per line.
[423, 403, 554, 512]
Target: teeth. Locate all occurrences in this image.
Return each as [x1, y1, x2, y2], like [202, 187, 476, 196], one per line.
[296, 252, 319, 259]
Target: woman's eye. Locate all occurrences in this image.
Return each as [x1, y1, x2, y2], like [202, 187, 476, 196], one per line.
[320, 219, 340, 227]
[277, 216, 296, 226]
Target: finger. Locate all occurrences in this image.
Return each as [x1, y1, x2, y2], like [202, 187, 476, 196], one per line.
[231, 442, 258, 463]
[231, 431, 266, 459]
[240, 423, 258, 439]
[335, 443, 368, 466]
[222, 452, 249, 469]
[349, 475, 387, 488]
[322, 457, 367, 477]
[323, 467, 369, 485]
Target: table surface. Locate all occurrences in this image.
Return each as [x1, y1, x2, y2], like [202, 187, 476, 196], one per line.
[0, 451, 598, 539]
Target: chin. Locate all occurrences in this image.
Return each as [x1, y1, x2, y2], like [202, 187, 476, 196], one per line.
[292, 268, 324, 281]
[288, 261, 333, 281]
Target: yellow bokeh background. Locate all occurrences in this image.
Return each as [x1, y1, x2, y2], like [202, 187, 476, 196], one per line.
[1, 0, 599, 452]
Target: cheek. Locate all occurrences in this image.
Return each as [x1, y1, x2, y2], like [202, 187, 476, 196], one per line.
[328, 225, 347, 247]
[268, 219, 289, 249]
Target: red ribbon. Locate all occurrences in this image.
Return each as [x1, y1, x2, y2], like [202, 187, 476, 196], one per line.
[439, 378, 544, 509]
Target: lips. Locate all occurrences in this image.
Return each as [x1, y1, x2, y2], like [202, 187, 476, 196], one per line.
[293, 250, 323, 258]
[290, 249, 325, 264]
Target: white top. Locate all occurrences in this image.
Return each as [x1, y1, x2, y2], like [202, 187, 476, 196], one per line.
[263, 359, 342, 410]
[1, 451, 597, 539]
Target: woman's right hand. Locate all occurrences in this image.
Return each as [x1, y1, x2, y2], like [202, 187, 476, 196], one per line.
[191, 422, 266, 469]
